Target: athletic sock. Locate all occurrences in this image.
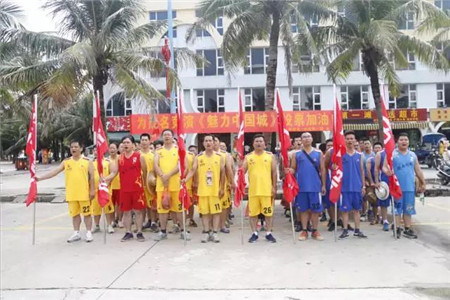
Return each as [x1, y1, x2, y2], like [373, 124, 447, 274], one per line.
[253, 231, 258, 236]
[161, 229, 167, 234]
[151, 222, 156, 226]
[354, 228, 360, 233]
[266, 231, 272, 236]
[74, 231, 80, 234]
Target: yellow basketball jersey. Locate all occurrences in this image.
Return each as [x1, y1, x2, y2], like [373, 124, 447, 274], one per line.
[64, 157, 90, 201]
[156, 146, 180, 192]
[246, 151, 273, 197]
[109, 156, 120, 190]
[197, 152, 222, 197]
[140, 150, 154, 172]
[93, 159, 112, 194]
[217, 150, 229, 189]
[186, 152, 195, 190]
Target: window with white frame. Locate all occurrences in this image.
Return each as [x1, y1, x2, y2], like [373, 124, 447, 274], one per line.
[150, 11, 176, 21]
[435, 0, 450, 11]
[437, 83, 450, 108]
[292, 54, 320, 73]
[196, 89, 225, 112]
[291, 13, 298, 33]
[436, 42, 450, 62]
[106, 92, 132, 116]
[340, 86, 370, 110]
[245, 48, 269, 74]
[389, 84, 416, 109]
[398, 11, 414, 30]
[196, 49, 223, 76]
[214, 13, 223, 35]
[292, 88, 300, 111]
[244, 88, 265, 111]
[293, 87, 321, 110]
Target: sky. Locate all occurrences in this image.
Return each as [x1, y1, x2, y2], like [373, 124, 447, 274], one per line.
[13, 0, 57, 33]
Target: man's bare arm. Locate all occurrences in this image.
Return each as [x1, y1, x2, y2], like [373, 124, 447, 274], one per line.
[35, 162, 64, 181]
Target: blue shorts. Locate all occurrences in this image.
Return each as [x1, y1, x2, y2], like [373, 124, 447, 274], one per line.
[377, 196, 391, 208]
[322, 190, 331, 209]
[394, 192, 416, 216]
[295, 192, 322, 213]
[340, 192, 362, 212]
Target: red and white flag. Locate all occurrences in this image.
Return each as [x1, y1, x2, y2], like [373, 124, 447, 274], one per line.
[380, 97, 403, 199]
[276, 89, 299, 203]
[329, 94, 346, 203]
[25, 95, 38, 207]
[177, 89, 190, 210]
[94, 92, 110, 207]
[234, 88, 245, 207]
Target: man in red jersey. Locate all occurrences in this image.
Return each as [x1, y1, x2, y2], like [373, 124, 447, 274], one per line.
[105, 135, 148, 242]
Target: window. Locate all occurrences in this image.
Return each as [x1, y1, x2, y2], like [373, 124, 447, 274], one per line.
[398, 11, 414, 30]
[214, 13, 223, 35]
[435, 0, 450, 11]
[244, 88, 265, 111]
[163, 27, 177, 38]
[196, 89, 225, 112]
[389, 84, 417, 109]
[150, 11, 176, 21]
[106, 92, 132, 117]
[293, 87, 321, 110]
[352, 52, 363, 71]
[196, 49, 223, 76]
[291, 14, 298, 33]
[340, 86, 369, 110]
[389, 51, 415, 70]
[437, 83, 450, 108]
[245, 48, 269, 74]
[195, 10, 223, 35]
[196, 28, 211, 37]
[437, 42, 450, 62]
[292, 54, 320, 73]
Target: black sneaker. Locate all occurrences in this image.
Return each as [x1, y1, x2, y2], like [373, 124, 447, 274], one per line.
[328, 222, 336, 232]
[403, 229, 418, 239]
[354, 231, 368, 238]
[327, 219, 332, 227]
[136, 232, 145, 242]
[347, 224, 354, 231]
[248, 233, 259, 243]
[295, 224, 302, 232]
[339, 230, 349, 239]
[121, 232, 133, 242]
[150, 223, 159, 233]
[395, 228, 402, 239]
[337, 219, 344, 227]
[142, 222, 151, 230]
[265, 233, 277, 243]
[307, 222, 313, 232]
[320, 212, 327, 222]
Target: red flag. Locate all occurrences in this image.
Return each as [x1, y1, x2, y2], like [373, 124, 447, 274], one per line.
[177, 89, 190, 210]
[234, 89, 245, 207]
[380, 97, 403, 199]
[276, 89, 299, 203]
[162, 37, 171, 98]
[25, 96, 37, 206]
[329, 95, 346, 204]
[94, 92, 110, 207]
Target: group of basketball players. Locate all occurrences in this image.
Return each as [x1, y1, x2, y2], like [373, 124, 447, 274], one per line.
[35, 129, 426, 244]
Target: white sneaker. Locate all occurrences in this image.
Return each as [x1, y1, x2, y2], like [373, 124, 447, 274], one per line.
[180, 231, 191, 241]
[107, 225, 115, 234]
[67, 232, 81, 243]
[212, 232, 220, 243]
[118, 221, 124, 228]
[86, 231, 93, 243]
[201, 232, 209, 243]
[172, 224, 180, 233]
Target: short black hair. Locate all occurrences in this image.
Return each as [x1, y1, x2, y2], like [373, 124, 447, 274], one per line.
[344, 131, 356, 138]
[398, 132, 409, 139]
[373, 142, 383, 148]
[188, 145, 198, 150]
[325, 139, 333, 144]
[213, 135, 220, 141]
[203, 134, 214, 141]
[121, 135, 135, 144]
[140, 133, 151, 140]
[362, 137, 370, 142]
[109, 142, 119, 148]
[161, 128, 173, 136]
[153, 140, 163, 147]
[70, 140, 82, 147]
[253, 134, 265, 143]
[319, 143, 327, 153]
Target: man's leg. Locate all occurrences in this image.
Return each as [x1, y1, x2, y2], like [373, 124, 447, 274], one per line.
[83, 214, 92, 231]
[123, 211, 132, 232]
[311, 212, 320, 230]
[353, 210, 361, 229]
[342, 212, 349, 229]
[72, 215, 82, 231]
[159, 213, 169, 231]
[249, 216, 258, 232]
[135, 209, 144, 232]
[202, 214, 211, 232]
[212, 213, 221, 232]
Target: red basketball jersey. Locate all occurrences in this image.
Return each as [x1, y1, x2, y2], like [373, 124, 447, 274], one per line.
[118, 152, 143, 192]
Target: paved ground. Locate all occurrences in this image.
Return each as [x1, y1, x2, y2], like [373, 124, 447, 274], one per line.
[1, 163, 449, 299]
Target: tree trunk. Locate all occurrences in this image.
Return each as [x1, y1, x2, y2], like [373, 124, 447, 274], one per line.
[265, 7, 281, 152]
[93, 73, 107, 130]
[367, 62, 384, 143]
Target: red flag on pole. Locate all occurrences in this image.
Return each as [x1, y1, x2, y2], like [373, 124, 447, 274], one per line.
[276, 89, 299, 203]
[380, 97, 403, 199]
[25, 95, 38, 207]
[329, 94, 346, 204]
[94, 92, 110, 207]
[234, 88, 245, 207]
[177, 89, 190, 210]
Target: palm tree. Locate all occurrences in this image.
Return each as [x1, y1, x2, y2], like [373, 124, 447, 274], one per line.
[0, 0, 202, 125]
[315, 0, 449, 140]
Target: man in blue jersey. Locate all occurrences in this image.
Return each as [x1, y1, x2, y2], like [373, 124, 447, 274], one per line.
[366, 142, 385, 227]
[290, 132, 326, 241]
[339, 131, 367, 239]
[361, 139, 375, 222]
[383, 133, 425, 239]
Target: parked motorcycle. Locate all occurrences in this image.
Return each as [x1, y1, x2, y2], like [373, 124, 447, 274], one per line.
[437, 160, 450, 186]
[426, 148, 442, 170]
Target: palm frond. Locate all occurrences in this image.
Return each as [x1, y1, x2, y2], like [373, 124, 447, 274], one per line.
[0, 0, 23, 28]
[326, 39, 362, 82]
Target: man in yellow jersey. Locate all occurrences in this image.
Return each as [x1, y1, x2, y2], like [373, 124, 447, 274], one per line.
[91, 148, 115, 234]
[140, 133, 158, 232]
[153, 129, 189, 241]
[36, 140, 95, 243]
[185, 134, 225, 243]
[244, 134, 277, 243]
[109, 142, 123, 228]
[213, 136, 235, 234]
[186, 145, 198, 227]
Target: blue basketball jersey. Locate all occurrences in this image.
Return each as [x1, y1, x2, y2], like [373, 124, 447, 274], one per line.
[367, 156, 375, 181]
[393, 150, 417, 192]
[362, 151, 374, 177]
[379, 151, 389, 183]
[295, 150, 321, 192]
[342, 152, 362, 192]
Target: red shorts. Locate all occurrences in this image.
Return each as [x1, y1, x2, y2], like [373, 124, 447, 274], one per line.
[112, 189, 121, 206]
[120, 190, 146, 212]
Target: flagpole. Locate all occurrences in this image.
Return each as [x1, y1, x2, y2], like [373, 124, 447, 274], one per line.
[32, 94, 37, 246]
[237, 87, 245, 245]
[178, 87, 187, 246]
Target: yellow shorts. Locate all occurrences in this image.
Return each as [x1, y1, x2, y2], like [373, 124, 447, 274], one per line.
[156, 191, 182, 214]
[198, 196, 222, 215]
[221, 191, 231, 209]
[248, 196, 273, 217]
[92, 195, 115, 216]
[68, 201, 92, 217]
[144, 187, 155, 208]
